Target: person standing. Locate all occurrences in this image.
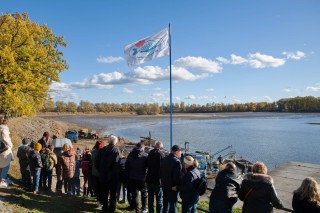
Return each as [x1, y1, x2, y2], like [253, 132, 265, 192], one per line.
[146, 142, 165, 213]
[292, 177, 320, 213]
[160, 145, 183, 213]
[96, 135, 121, 213]
[81, 147, 92, 197]
[28, 143, 43, 193]
[239, 161, 283, 213]
[126, 143, 148, 213]
[209, 162, 241, 213]
[0, 118, 14, 187]
[172, 156, 201, 213]
[38, 131, 51, 148]
[17, 138, 32, 189]
[44, 145, 57, 192]
[91, 141, 105, 207]
[57, 143, 76, 195]
[72, 154, 81, 196]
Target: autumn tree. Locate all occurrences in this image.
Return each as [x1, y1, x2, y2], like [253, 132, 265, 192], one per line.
[0, 13, 68, 116]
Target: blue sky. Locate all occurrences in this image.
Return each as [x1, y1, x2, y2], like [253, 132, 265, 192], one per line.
[2, 1, 320, 105]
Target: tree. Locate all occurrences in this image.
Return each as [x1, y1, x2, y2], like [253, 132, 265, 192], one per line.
[55, 101, 66, 112]
[66, 102, 77, 113]
[0, 13, 68, 116]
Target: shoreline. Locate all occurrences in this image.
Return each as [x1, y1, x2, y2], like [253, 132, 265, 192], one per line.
[37, 111, 320, 120]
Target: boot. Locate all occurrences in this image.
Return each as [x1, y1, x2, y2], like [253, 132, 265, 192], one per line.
[83, 187, 87, 197]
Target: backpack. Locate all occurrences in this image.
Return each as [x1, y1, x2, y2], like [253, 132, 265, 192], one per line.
[196, 176, 208, 196]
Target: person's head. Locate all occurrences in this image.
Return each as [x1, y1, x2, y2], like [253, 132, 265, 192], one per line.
[109, 135, 118, 145]
[155, 142, 163, 150]
[0, 118, 8, 125]
[171, 145, 183, 158]
[22, 138, 31, 145]
[30, 141, 36, 149]
[294, 177, 320, 205]
[94, 140, 105, 149]
[252, 161, 268, 174]
[85, 146, 90, 151]
[34, 143, 42, 152]
[225, 162, 237, 172]
[48, 144, 54, 151]
[136, 142, 145, 150]
[62, 143, 71, 152]
[52, 135, 57, 140]
[43, 131, 50, 139]
[183, 155, 199, 169]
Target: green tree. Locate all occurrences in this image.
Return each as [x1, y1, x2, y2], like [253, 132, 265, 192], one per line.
[66, 102, 77, 113]
[0, 13, 68, 116]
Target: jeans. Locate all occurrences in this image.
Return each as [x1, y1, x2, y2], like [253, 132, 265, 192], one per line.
[209, 198, 237, 213]
[42, 169, 53, 190]
[148, 184, 163, 213]
[182, 198, 199, 213]
[72, 177, 81, 195]
[0, 164, 10, 180]
[162, 188, 178, 213]
[31, 169, 41, 192]
[116, 181, 127, 202]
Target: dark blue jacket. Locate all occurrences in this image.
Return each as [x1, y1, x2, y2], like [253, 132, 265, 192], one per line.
[28, 149, 43, 171]
[126, 147, 148, 181]
[95, 144, 120, 183]
[146, 148, 165, 185]
[177, 167, 201, 203]
[160, 153, 182, 189]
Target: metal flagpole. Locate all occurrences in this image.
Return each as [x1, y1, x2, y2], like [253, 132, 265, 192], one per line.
[169, 24, 173, 149]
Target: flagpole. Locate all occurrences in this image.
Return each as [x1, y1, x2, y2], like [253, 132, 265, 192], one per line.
[169, 24, 173, 149]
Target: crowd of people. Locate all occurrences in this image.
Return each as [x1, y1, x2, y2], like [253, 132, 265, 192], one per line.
[1, 117, 320, 213]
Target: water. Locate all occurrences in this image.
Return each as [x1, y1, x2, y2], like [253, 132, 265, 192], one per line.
[46, 113, 320, 170]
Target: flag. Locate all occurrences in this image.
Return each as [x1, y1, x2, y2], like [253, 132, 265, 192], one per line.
[124, 27, 169, 66]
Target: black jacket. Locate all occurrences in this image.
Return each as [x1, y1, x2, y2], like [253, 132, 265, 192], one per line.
[95, 144, 120, 183]
[146, 148, 165, 185]
[177, 167, 201, 203]
[126, 147, 148, 181]
[17, 145, 31, 164]
[239, 173, 283, 213]
[210, 168, 241, 200]
[160, 153, 182, 189]
[28, 149, 43, 171]
[292, 192, 320, 213]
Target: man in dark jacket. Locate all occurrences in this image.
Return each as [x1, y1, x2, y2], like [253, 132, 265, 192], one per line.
[126, 142, 148, 213]
[146, 142, 165, 213]
[17, 138, 32, 189]
[96, 135, 120, 213]
[209, 162, 241, 213]
[160, 145, 182, 213]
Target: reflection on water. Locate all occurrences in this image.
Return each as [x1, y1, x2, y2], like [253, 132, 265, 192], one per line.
[46, 114, 320, 169]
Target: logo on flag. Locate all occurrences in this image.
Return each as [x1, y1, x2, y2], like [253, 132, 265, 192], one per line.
[124, 27, 169, 66]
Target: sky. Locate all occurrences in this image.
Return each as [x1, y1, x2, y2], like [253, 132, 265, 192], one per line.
[2, 1, 320, 105]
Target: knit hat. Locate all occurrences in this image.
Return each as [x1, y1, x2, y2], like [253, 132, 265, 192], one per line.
[22, 138, 31, 145]
[34, 143, 42, 151]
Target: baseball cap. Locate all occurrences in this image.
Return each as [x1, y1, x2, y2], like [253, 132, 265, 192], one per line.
[171, 145, 184, 152]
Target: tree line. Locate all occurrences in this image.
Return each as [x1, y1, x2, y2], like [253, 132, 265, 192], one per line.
[41, 96, 320, 115]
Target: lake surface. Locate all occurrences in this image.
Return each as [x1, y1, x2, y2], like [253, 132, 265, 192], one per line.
[45, 113, 320, 170]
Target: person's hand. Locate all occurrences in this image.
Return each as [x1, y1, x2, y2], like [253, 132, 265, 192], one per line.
[171, 186, 177, 191]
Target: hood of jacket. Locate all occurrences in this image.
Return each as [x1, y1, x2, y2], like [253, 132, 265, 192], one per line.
[131, 147, 145, 158]
[243, 172, 273, 184]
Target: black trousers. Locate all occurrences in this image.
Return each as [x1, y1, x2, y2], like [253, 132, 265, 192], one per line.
[101, 179, 118, 213]
[128, 179, 148, 213]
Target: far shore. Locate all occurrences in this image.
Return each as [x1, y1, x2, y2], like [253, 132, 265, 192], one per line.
[37, 111, 320, 120]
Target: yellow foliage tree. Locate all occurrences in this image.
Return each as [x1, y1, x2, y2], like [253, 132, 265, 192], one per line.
[0, 13, 68, 116]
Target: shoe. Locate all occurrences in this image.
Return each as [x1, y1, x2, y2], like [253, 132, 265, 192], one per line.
[0, 180, 8, 187]
[97, 202, 103, 208]
[140, 208, 148, 213]
[119, 200, 126, 204]
[33, 190, 40, 194]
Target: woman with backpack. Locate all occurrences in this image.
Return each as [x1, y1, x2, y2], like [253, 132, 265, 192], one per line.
[172, 155, 201, 213]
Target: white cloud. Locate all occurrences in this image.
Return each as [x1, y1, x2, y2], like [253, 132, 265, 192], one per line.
[261, 96, 273, 102]
[248, 52, 285, 68]
[153, 87, 162, 91]
[174, 56, 222, 73]
[185, 95, 196, 100]
[282, 51, 305, 60]
[122, 88, 134, 94]
[216, 57, 229, 64]
[151, 93, 165, 97]
[231, 99, 242, 103]
[230, 54, 247, 64]
[96, 56, 123, 63]
[206, 88, 215, 92]
[174, 96, 181, 101]
[283, 88, 297, 92]
[306, 83, 320, 92]
[49, 82, 71, 92]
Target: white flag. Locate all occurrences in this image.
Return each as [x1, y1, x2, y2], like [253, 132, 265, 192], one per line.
[124, 27, 170, 66]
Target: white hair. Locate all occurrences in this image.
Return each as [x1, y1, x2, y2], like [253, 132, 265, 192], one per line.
[110, 135, 118, 145]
